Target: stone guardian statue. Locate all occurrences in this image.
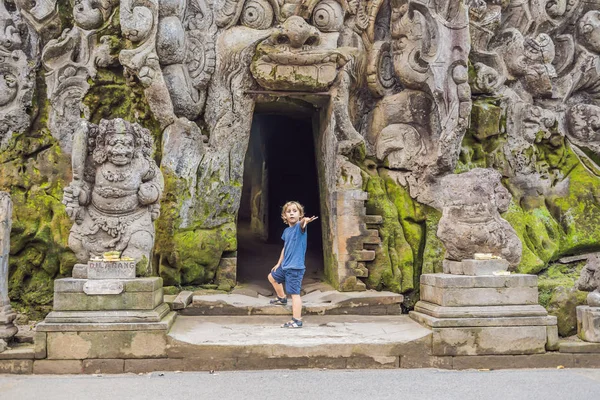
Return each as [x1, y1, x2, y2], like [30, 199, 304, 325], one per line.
[62, 119, 164, 275]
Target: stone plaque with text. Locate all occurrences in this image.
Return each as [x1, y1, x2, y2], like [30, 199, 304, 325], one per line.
[83, 280, 124, 295]
[88, 260, 136, 279]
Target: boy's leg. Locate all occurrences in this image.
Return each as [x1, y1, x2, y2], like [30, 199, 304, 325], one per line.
[291, 294, 302, 320]
[268, 270, 286, 299]
[281, 269, 305, 328]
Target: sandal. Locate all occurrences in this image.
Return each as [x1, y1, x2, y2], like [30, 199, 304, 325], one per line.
[269, 296, 287, 305]
[281, 318, 303, 328]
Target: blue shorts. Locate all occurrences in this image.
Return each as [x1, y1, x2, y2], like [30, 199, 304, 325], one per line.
[270, 268, 305, 295]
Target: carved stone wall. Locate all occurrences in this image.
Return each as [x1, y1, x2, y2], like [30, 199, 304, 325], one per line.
[1, 0, 600, 329]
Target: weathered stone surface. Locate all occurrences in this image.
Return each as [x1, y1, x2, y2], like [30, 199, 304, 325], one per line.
[560, 340, 600, 353]
[411, 311, 555, 328]
[33, 360, 83, 374]
[0, 346, 34, 359]
[53, 289, 163, 311]
[47, 330, 168, 359]
[185, 290, 403, 316]
[172, 291, 193, 310]
[577, 306, 600, 343]
[0, 360, 33, 374]
[36, 310, 176, 332]
[83, 359, 125, 374]
[54, 278, 163, 293]
[431, 325, 548, 356]
[420, 285, 538, 307]
[44, 303, 171, 324]
[421, 274, 538, 288]
[33, 332, 46, 359]
[414, 302, 548, 319]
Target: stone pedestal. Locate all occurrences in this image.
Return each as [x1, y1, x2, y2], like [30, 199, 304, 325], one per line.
[577, 306, 600, 342]
[36, 277, 176, 360]
[410, 267, 557, 356]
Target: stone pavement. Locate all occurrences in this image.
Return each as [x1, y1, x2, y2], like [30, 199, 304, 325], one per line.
[181, 289, 404, 316]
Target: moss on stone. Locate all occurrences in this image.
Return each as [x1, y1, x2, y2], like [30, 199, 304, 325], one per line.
[362, 167, 412, 293]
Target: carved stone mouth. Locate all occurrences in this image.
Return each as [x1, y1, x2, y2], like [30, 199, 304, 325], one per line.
[251, 46, 339, 91]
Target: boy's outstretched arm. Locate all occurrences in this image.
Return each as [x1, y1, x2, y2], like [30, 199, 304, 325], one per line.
[301, 216, 318, 231]
[271, 247, 285, 272]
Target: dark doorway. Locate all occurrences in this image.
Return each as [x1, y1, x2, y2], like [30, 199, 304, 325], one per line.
[237, 113, 324, 287]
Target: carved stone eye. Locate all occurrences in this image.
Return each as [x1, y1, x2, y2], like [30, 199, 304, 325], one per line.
[241, 0, 274, 30]
[312, 0, 344, 32]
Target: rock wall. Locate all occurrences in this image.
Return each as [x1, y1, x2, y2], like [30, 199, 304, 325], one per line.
[1, 0, 599, 332]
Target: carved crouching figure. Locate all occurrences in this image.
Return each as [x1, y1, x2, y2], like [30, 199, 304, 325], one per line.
[436, 168, 522, 267]
[62, 119, 164, 274]
[577, 254, 600, 307]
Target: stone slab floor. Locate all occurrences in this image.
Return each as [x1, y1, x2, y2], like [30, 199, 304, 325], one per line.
[169, 315, 429, 346]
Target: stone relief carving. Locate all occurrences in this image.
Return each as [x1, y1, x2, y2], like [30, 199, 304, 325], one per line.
[42, 0, 118, 152]
[0, 0, 35, 150]
[62, 118, 164, 274]
[435, 168, 522, 266]
[6, 0, 600, 301]
[577, 254, 600, 307]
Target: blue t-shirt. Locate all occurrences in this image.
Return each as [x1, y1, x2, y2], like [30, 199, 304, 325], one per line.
[281, 223, 307, 270]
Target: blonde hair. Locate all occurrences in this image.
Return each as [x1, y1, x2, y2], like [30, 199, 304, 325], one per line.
[281, 201, 304, 224]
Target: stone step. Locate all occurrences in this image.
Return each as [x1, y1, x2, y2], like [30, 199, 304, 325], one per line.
[162, 315, 431, 370]
[361, 229, 381, 245]
[364, 215, 383, 225]
[355, 250, 376, 261]
[180, 290, 404, 316]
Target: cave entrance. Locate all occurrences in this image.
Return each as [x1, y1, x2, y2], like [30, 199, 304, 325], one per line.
[237, 111, 324, 288]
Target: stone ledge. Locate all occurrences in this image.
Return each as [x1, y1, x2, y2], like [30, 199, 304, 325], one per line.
[421, 274, 537, 288]
[559, 340, 600, 353]
[410, 310, 556, 328]
[451, 353, 574, 370]
[44, 303, 171, 324]
[0, 345, 35, 360]
[414, 301, 548, 318]
[36, 311, 176, 332]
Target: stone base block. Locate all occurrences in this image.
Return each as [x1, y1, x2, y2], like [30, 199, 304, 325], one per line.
[44, 303, 171, 324]
[443, 259, 509, 275]
[53, 277, 163, 311]
[35, 311, 176, 360]
[430, 323, 547, 356]
[411, 309, 556, 328]
[420, 276, 538, 307]
[577, 306, 600, 342]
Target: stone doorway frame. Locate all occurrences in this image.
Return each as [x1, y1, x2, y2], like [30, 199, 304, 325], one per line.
[215, 91, 382, 292]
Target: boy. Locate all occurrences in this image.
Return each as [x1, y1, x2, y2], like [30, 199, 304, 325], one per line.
[268, 201, 318, 328]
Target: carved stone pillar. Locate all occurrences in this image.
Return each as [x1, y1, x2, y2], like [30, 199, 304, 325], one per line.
[0, 192, 18, 350]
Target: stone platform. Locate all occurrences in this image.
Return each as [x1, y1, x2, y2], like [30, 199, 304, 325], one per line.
[410, 273, 558, 356]
[182, 290, 403, 316]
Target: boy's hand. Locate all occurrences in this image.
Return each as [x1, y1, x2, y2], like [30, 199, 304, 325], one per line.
[271, 265, 280, 272]
[301, 216, 318, 228]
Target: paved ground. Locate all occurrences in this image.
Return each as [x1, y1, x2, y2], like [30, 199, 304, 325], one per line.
[170, 315, 429, 346]
[1, 369, 599, 399]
